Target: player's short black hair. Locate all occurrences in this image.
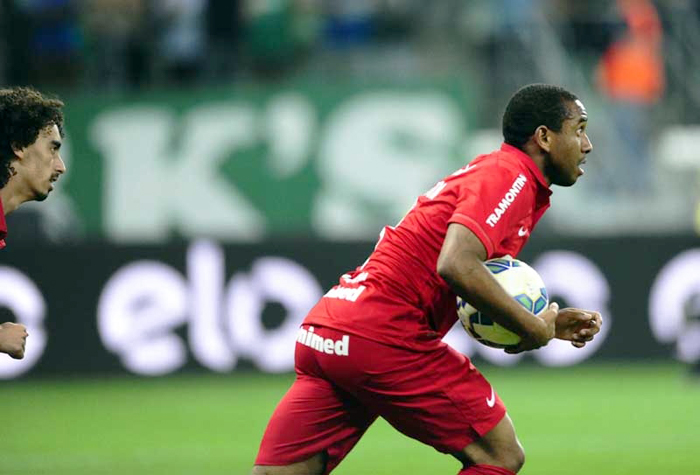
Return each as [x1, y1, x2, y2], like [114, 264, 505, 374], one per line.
[0, 87, 65, 188]
[502, 84, 579, 149]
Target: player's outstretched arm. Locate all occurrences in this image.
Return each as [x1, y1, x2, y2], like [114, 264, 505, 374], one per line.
[0, 322, 28, 359]
[553, 308, 603, 348]
[437, 223, 554, 350]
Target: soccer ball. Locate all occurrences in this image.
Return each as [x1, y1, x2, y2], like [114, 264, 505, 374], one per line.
[457, 256, 548, 349]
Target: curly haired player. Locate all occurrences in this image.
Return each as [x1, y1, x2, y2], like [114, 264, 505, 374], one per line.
[0, 86, 66, 359]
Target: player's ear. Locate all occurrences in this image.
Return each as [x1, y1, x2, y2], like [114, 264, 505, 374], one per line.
[11, 143, 25, 159]
[534, 125, 552, 153]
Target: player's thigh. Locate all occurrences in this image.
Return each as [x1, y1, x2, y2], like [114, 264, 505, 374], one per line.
[255, 350, 377, 473]
[453, 413, 525, 472]
[356, 343, 507, 455]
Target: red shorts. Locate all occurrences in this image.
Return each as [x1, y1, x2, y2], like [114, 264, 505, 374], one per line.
[255, 326, 506, 473]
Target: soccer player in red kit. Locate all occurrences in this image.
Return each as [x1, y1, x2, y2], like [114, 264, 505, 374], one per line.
[0, 87, 66, 359]
[252, 84, 603, 475]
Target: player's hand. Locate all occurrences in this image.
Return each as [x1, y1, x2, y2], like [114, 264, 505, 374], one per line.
[505, 302, 559, 354]
[554, 308, 603, 348]
[0, 322, 28, 359]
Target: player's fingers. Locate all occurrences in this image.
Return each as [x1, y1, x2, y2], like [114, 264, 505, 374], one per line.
[592, 312, 603, 328]
[541, 302, 559, 315]
[581, 317, 602, 337]
[541, 302, 560, 325]
[573, 332, 594, 342]
[571, 311, 596, 322]
[571, 340, 585, 348]
[579, 311, 602, 325]
[576, 326, 598, 337]
[561, 308, 599, 321]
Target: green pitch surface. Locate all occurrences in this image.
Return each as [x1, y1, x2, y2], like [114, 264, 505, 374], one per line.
[2, 363, 698, 475]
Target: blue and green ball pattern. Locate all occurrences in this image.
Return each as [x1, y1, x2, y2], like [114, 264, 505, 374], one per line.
[457, 257, 549, 349]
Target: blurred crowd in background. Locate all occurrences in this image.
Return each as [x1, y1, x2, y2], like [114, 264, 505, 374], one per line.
[0, 0, 683, 102]
[1, 0, 700, 237]
[0, 0, 678, 98]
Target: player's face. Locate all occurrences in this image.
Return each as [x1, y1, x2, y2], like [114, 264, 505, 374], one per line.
[15, 125, 66, 201]
[544, 100, 592, 187]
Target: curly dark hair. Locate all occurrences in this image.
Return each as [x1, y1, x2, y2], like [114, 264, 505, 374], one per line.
[502, 84, 579, 150]
[0, 87, 65, 188]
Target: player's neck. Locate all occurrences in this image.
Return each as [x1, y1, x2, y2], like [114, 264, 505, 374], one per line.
[0, 181, 28, 215]
[520, 142, 552, 187]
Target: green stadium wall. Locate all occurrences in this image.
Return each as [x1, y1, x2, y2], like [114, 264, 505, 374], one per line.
[57, 81, 474, 242]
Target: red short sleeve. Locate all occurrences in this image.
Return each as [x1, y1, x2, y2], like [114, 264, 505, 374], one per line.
[448, 162, 534, 258]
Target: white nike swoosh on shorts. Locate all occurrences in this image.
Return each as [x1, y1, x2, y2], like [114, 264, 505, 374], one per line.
[486, 387, 496, 408]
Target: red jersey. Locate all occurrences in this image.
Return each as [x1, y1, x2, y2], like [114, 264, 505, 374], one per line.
[0, 198, 6, 249]
[304, 143, 552, 351]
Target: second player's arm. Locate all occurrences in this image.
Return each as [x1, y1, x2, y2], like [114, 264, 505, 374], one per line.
[0, 322, 28, 359]
[437, 223, 556, 349]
